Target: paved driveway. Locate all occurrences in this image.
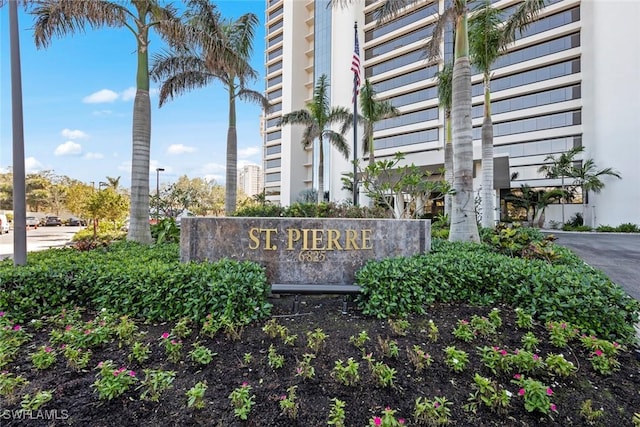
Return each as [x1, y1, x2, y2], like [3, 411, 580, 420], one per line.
[547, 231, 640, 301]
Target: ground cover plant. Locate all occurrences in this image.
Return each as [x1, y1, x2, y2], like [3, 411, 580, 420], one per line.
[1, 230, 639, 425]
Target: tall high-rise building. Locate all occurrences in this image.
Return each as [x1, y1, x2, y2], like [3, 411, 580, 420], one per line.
[263, 0, 640, 227]
[238, 164, 264, 197]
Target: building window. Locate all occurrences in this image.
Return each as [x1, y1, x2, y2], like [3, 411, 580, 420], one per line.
[387, 86, 438, 108]
[268, 33, 283, 48]
[266, 117, 280, 129]
[266, 145, 281, 155]
[365, 24, 435, 60]
[267, 46, 283, 61]
[267, 88, 282, 101]
[266, 158, 281, 169]
[266, 172, 281, 183]
[472, 84, 581, 118]
[268, 20, 283, 34]
[371, 65, 438, 91]
[374, 128, 439, 150]
[266, 130, 282, 142]
[369, 48, 428, 76]
[267, 5, 283, 21]
[374, 107, 439, 131]
[473, 59, 580, 96]
[474, 110, 581, 139]
[268, 102, 282, 113]
[495, 135, 582, 158]
[268, 75, 283, 87]
[365, 3, 438, 41]
[267, 61, 283, 74]
[265, 186, 281, 197]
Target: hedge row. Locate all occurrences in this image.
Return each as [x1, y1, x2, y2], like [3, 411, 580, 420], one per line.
[355, 240, 640, 344]
[0, 242, 271, 324]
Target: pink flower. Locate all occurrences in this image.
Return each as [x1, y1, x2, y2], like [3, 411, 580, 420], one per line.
[613, 342, 620, 348]
[373, 417, 382, 426]
[434, 402, 440, 408]
[513, 374, 521, 380]
[399, 418, 405, 425]
[113, 370, 120, 376]
[129, 371, 136, 377]
[594, 349, 603, 357]
[500, 350, 508, 356]
[533, 354, 540, 361]
[242, 382, 248, 387]
[560, 323, 567, 329]
[0, 311, 5, 317]
[12, 325, 21, 331]
[385, 407, 391, 411]
[84, 329, 92, 335]
[65, 325, 73, 331]
[161, 332, 169, 339]
[60, 344, 67, 350]
[546, 388, 553, 396]
[44, 347, 52, 353]
[550, 403, 557, 412]
[280, 395, 286, 400]
[518, 388, 525, 396]
[97, 362, 104, 368]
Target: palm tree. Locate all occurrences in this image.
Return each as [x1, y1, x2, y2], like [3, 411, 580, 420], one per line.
[358, 79, 399, 208]
[571, 158, 621, 226]
[469, 1, 501, 229]
[538, 145, 584, 224]
[435, 62, 454, 220]
[32, 0, 181, 244]
[151, 1, 268, 215]
[279, 74, 352, 204]
[469, 0, 547, 229]
[359, 79, 399, 168]
[106, 176, 121, 190]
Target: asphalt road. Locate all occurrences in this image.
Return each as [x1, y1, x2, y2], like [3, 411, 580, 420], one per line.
[546, 231, 640, 301]
[0, 225, 80, 259]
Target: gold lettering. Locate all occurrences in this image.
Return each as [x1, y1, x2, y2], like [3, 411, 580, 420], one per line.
[345, 229, 359, 250]
[311, 229, 325, 250]
[248, 228, 260, 250]
[326, 229, 342, 250]
[361, 229, 372, 250]
[301, 228, 311, 250]
[287, 229, 301, 250]
[264, 228, 278, 250]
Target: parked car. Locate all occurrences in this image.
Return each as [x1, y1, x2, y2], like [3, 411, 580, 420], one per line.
[68, 217, 86, 226]
[44, 216, 63, 226]
[26, 216, 39, 229]
[0, 214, 9, 234]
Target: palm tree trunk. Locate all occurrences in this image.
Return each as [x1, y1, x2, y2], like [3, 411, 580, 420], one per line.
[127, 31, 153, 244]
[449, 2, 480, 243]
[444, 111, 453, 219]
[317, 139, 325, 204]
[368, 133, 375, 208]
[480, 74, 494, 229]
[225, 86, 238, 215]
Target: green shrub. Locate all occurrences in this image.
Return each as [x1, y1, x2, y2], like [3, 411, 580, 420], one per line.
[561, 224, 592, 232]
[150, 218, 180, 243]
[356, 240, 640, 344]
[616, 223, 640, 233]
[0, 242, 271, 325]
[233, 202, 386, 219]
[595, 225, 616, 232]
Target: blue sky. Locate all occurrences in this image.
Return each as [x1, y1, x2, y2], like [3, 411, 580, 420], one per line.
[0, 0, 265, 189]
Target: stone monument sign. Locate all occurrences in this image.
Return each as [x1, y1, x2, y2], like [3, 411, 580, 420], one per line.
[180, 217, 431, 286]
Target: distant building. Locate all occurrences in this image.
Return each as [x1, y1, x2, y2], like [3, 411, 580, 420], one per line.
[262, 0, 640, 227]
[238, 164, 263, 197]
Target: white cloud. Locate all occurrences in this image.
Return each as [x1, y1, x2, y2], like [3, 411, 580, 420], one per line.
[25, 157, 44, 173]
[84, 152, 104, 160]
[238, 146, 260, 158]
[204, 174, 224, 183]
[54, 141, 82, 156]
[61, 128, 89, 140]
[202, 162, 225, 173]
[120, 87, 137, 101]
[167, 144, 197, 155]
[83, 89, 119, 104]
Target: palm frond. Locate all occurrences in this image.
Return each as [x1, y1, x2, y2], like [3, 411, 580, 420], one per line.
[424, 6, 458, 61]
[32, 0, 129, 49]
[500, 0, 547, 46]
[324, 131, 350, 159]
[279, 110, 314, 127]
[435, 62, 454, 111]
[150, 51, 208, 81]
[157, 71, 217, 107]
[468, 1, 503, 72]
[237, 88, 270, 111]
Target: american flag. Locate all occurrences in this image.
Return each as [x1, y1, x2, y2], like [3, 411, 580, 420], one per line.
[351, 25, 361, 102]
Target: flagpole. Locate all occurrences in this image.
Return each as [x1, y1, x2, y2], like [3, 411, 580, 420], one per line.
[352, 22, 359, 207]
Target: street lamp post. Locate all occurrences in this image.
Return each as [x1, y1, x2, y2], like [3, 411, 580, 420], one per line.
[156, 168, 165, 221]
